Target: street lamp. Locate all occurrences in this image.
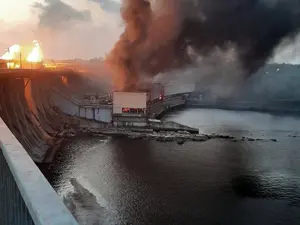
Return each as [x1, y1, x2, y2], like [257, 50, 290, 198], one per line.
[19, 51, 22, 69]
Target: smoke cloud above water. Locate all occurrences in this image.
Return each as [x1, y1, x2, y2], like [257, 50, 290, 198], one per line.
[106, 0, 300, 91]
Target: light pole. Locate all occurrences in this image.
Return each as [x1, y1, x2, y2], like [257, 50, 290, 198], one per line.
[7, 48, 10, 68]
[19, 51, 22, 69]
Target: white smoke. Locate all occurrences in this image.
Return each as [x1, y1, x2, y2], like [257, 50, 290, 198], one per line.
[154, 43, 244, 97]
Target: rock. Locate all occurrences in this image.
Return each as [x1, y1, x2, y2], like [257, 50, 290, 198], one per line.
[165, 136, 174, 141]
[176, 139, 185, 145]
[156, 136, 173, 142]
[129, 135, 143, 140]
[270, 139, 277, 142]
[220, 135, 235, 140]
[192, 135, 209, 142]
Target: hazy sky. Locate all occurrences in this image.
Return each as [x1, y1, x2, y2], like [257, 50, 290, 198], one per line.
[0, 0, 122, 59]
[0, 0, 299, 63]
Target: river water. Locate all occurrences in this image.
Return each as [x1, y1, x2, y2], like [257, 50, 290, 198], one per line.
[41, 108, 300, 225]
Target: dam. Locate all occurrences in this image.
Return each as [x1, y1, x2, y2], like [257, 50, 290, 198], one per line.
[1, 38, 298, 224]
[0, 68, 110, 162]
[0, 65, 197, 224]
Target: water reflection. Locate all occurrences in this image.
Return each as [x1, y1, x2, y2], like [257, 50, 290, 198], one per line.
[232, 173, 300, 203]
[63, 178, 109, 225]
[41, 109, 300, 225]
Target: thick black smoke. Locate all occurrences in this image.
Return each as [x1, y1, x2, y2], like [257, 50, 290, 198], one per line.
[106, 0, 300, 91]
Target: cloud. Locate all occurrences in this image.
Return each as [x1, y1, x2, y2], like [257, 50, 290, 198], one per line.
[0, 0, 123, 60]
[88, 0, 120, 13]
[33, 0, 91, 29]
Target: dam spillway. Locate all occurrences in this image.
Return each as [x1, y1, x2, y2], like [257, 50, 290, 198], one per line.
[0, 69, 107, 162]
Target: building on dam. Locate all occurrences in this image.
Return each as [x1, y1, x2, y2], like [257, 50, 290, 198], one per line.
[112, 83, 165, 127]
[112, 91, 150, 127]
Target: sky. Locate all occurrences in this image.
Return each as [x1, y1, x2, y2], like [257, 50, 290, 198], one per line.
[0, 0, 299, 63]
[0, 0, 123, 59]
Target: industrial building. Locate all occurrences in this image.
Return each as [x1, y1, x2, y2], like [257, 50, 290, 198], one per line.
[51, 79, 165, 126]
[111, 83, 165, 127]
[112, 91, 149, 126]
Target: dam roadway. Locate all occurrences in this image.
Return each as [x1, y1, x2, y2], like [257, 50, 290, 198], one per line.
[0, 68, 77, 77]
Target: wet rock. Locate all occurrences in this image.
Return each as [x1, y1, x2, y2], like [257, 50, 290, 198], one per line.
[221, 135, 235, 140]
[270, 139, 277, 142]
[129, 134, 144, 140]
[156, 136, 173, 142]
[176, 139, 185, 145]
[247, 138, 255, 142]
[192, 135, 209, 142]
[165, 136, 174, 141]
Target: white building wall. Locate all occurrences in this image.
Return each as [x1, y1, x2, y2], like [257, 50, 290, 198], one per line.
[85, 108, 94, 120]
[113, 92, 147, 114]
[79, 108, 86, 117]
[78, 107, 112, 122]
[95, 108, 112, 123]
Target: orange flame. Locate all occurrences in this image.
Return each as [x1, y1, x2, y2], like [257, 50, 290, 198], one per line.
[27, 40, 43, 63]
[1, 44, 21, 60]
[1, 40, 44, 69]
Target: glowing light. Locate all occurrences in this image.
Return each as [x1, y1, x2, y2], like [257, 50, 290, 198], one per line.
[6, 62, 20, 69]
[0, 40, 44, 69]
[1, 44, 21, 60]
[27, 40, 43, 63]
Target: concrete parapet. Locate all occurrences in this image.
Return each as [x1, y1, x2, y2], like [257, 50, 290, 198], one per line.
[0, 118, 78, 225]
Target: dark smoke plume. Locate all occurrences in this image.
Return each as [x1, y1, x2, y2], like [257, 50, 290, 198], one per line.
[105, 0, 300, 91]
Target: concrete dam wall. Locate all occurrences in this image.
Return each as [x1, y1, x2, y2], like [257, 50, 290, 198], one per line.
[0, 71, 107, 162]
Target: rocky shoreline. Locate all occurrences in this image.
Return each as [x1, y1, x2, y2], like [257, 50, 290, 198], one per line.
[63, 126, 278, 145]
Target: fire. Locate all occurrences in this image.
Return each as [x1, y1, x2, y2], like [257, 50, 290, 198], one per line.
[0, 40, 44, 69]
[27, 41, 43, 63]
[1, 44, 21, 60]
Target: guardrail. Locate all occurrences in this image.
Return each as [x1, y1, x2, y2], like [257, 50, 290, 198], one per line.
[0, 118, 78, 225]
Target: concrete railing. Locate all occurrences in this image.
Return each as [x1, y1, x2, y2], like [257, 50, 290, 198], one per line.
[0, 118, 78, 225]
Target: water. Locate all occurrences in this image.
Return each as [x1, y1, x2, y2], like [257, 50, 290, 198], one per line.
[41, 109, 300, 225]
